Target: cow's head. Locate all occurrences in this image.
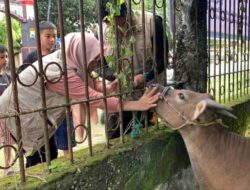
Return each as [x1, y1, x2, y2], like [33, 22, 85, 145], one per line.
[153, 84, 236, 130]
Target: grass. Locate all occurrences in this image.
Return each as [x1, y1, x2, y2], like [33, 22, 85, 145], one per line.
[208, 71, 250, 103]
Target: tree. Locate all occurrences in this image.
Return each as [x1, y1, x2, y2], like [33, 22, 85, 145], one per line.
[37, 0, 97, 35]
[174, 0, 207, 92]
[0, 17, 22, 52]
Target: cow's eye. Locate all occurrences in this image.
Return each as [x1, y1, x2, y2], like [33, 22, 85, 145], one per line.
[178, 93, 185, 100]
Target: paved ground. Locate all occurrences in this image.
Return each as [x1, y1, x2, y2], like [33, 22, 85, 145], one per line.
[59, 122, 106, 157]
[0, 111, 106, 178]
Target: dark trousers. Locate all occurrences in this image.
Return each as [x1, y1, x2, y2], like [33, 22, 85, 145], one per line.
[107, 111, 153, 139]
[26, 135, 58, 168]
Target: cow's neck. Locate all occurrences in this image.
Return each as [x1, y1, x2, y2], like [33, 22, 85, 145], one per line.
[179, 123, 250, 189]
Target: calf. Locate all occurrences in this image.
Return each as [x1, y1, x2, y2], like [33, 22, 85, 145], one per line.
[154, 84, 250, 190]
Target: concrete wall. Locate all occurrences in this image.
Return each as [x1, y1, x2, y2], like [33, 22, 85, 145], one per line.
[2, 128, 198, 190]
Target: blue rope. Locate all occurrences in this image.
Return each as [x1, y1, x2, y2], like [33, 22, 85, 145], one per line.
[130, 114, 143, 139]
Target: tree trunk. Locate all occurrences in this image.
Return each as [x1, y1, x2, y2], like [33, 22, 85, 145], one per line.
[174, 0, 207, 92]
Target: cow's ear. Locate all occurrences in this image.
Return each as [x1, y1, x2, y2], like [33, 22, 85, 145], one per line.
[192, 100, 207, 121]
[192, 99, 237, 121]
[205, 99, 237, 120]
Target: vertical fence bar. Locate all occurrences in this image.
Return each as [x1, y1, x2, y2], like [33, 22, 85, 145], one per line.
[223, 0, 227, 102]
[245, 0, 248, 95]
[241, 0, 244, 95]
[113, 16, 125, 144]
[152, 0, 159, 129]
[239, 0, 243, 97]
[236, 0, 240, 98]
[79, 0, 93, 155]
[243, 0, 247, 95]
[162, 0, 168, 87]
[228, 0, 232, 102]
[218, 0, 222, 103]
[208, 0, 211, 93]
[172, 0, 176, 72]
[247, 2, 250, 94]
[97, 0, 111, 148]
[116, 5, 123, 144]
[213, 0, 217, 98]
[195, 0, 199, 91]
[152, 0, 157, 84]
[141, 0, 149, 132]
[33, 0, 51, 170]
[4, 0, 26, 182]
[232, 0, 236, 100]
[115, 18, 123, 143]
[127, 0, 134, 140]
[57, 0, 74, 162]
[128, 0, 134, 86]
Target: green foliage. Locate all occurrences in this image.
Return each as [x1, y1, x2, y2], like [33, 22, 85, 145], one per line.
[37, 0, 96, 34]
[0, 17, 22, 52]
[105, 0, 123, 21]
[105, 0, 136, 90]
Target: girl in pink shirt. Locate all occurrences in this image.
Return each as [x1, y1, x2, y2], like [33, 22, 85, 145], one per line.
[0, 33, 160, 155]
[46, 32, 160, 126]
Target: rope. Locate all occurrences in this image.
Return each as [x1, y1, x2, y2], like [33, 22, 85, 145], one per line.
[160, 87, 229, 131]
[130, 112, 144, 139]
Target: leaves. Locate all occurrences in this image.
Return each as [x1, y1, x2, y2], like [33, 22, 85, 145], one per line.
[0, 17, 21, 52]
[117, 72, 128, 86]
[37, 0, 96, 34]
[129, 36, 136, 44]
[114, 4, 122, 16]
[123, 48, 133, 57]
[105, 0, 137, 90]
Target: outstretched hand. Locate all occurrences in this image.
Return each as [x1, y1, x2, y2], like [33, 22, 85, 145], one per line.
[137, 86, 160, 111]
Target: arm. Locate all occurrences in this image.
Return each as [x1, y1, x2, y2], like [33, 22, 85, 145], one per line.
[46, 74, 120, 112]
[122, 87, 160, 111]
[143, 15, 168, 82]
[94, 79, 118, 94]
[46, 74, 159, 112]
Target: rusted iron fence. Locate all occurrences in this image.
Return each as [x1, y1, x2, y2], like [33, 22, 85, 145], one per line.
[207, 0, 250, 103]
[0, 0, 249, 184]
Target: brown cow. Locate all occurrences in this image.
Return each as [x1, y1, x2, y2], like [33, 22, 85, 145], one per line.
[154, 84, 250, 190]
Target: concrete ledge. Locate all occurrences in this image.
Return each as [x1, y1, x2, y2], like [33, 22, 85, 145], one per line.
[1, 127, 192, 190]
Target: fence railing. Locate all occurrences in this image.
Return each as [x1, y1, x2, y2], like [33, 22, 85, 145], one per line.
[0, 0, 170, 183]
[207, 0, 250, 103]
[0, 0, 249, 185]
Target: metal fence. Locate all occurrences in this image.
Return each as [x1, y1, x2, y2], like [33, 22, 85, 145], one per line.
[207, 0, 250, 103]
[0, 0, 249, 184]
[0, 0, 170, 183]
